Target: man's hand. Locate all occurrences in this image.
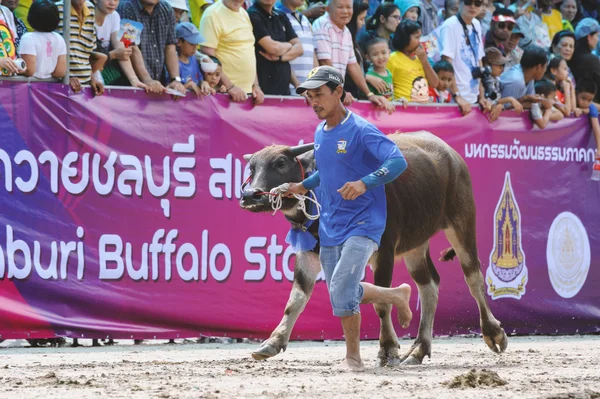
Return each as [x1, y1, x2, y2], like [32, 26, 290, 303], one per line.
[510, 98, 524, 113]
[455, 96, 472, 116]
[302, 2, 326, 19]
[253, 84, 265, 105]
[283, 182, 308, 197]
[90, 76, 104, 96]
[0, 58, 19, 75]
[228, 85, 247, 102]
[488, 103, 503, 122]
[111, 47, 133, 61]
[338, 180, 367, 200]
[143, 79, 166, 94]
[365, 74, 388, 95]
[167, 80, 186, 95]
[368, 95, 394, 114]
[129, 77, 149, 91]
[343, 91, 355, 106]
[69, 77, 82, 93]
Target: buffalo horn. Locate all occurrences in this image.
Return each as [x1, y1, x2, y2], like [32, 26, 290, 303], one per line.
[289, 143, 315, 157]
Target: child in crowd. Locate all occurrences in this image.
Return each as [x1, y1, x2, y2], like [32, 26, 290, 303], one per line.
[365, 37, 393, 100]
[544, 57, 577, 117]
[429, 60, 453, 103]
[18, 0, 66, 79]
[395, 0, 420, 21]
[175, 22, 213, 96]
[483, 47, 523, 118]
[203, 56, 226, 93]
[530, 79, 564, 129]
[575, 80, 600, 158]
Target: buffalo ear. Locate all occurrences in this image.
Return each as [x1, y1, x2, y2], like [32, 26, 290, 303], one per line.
[243, 154, 253, 161]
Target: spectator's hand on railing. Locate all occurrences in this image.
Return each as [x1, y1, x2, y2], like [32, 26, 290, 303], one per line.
[201, 81, 216, 96]
[129, 77, 149, 92]
[90, 75, 104, 96]
[227, 85, 247, 102]
[489, 103, 503, 122]
[574, 107, 584, 117]
[367, 94, 394, 115]
[185, 81, 204, 98]
[111, 47, 133, 62]
[252, 84, 265, 106]
[143, 79, 166, 94]
[0, 58, 20, 75]
[343, 91, 355, 106]
[455, 96, 472, 116]
[167, 80, 186, 98]
[365, 75, 389, 96]
[509, 98, 524, 113]
[69, 77, 82, 93]
[541, 98, 554, 110]
[303, 2, 326, 20]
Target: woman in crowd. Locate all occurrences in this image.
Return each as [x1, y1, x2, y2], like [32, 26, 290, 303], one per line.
[344, 0, 369, 99]
[550, 30, 576, 84]
[357, 2, 400, 54]
[387, 19, 438, 103]
[559, 0, 579, 31]
[569, 18, 600, 104]
[94, 0, 148, 90]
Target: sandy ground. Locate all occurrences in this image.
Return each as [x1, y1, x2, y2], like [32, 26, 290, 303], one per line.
[0, 336, 599, 399]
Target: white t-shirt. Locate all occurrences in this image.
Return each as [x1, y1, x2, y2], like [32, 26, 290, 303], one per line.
[95, 13, 120, 49]
[440, 15, 484, 104]
[18, 32, 67, 79]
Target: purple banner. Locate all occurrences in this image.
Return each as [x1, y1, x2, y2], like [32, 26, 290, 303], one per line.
[0, 82, 598, 340]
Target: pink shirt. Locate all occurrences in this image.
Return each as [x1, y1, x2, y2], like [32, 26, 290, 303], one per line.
[312, 13, 356, 77]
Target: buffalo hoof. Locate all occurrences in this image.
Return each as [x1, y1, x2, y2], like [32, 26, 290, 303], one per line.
[484, 329, 508, 354]
[376, 355, 402, 368]
[251, 341, 285, 361]
[401, 356, 422, 366]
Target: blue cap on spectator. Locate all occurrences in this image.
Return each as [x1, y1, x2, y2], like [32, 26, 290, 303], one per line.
[176, 22, 204, 45]
[575, 18, 600, 40]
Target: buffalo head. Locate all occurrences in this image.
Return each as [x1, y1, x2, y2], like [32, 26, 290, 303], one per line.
[239, 143, 314, 213]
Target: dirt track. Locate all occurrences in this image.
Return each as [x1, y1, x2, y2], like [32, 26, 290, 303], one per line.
[0, 336, 599, 399]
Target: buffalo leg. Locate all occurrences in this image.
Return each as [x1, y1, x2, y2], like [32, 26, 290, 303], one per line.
[252, 251, 321, 360]
[369, 251, 403, 367]
[401, 243, 440, 365]
[444, 226, 508, 354]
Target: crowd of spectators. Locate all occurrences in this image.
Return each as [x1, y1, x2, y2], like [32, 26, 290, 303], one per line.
[0, 0, 600, 149]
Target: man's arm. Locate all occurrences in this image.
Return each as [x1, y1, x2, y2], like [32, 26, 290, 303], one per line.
[164, 44, 185, 93]
[442, 55, 472, 115]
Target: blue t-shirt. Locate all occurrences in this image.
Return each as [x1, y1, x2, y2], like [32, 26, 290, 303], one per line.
[179, 56, 202, 85]
[313, 112, 403, 247]
[500, 65, 534, 101]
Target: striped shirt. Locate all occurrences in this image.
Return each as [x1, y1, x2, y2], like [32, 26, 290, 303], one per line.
[276, 3, 315, 95]
[57, 1, 95, 84]
[312, 13, 356, 77]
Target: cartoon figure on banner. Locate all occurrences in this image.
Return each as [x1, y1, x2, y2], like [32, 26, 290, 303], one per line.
[486, 172, 528, 300]
[546, 212, 591, 299]
[0, 21, 17, 76]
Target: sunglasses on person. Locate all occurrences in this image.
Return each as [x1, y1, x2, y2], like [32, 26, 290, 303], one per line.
[496, 22, 515, 30]
[463, 0, 484, 6]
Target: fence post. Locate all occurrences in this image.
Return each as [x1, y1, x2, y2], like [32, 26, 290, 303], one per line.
[62, 0, 71, 85]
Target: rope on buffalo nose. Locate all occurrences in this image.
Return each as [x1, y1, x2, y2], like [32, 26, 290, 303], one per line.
[268, 183, 321, 220]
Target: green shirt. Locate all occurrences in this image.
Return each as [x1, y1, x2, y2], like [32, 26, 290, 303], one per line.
[367, 68, 393, 100]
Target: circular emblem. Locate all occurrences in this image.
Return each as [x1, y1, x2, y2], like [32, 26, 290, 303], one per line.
[546, 212, 590, 299]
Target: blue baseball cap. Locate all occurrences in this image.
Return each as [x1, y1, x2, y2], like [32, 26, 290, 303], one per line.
[575, 18, 600, 40]
[176, 22, 204, 45]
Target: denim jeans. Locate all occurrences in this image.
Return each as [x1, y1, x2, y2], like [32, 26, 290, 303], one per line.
[319, 236, 379, 317]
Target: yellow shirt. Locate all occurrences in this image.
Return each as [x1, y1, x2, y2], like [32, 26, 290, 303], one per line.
[387, 51, 429, 102]
[199, 0, 256, 93]
[190, 0, 215, 29]
[542, 9, 563, 40]
[14, 0, 32, 31]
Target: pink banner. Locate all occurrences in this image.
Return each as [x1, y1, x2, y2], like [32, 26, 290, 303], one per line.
[0, 82, 598, 340]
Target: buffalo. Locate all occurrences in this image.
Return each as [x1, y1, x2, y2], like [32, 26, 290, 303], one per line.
[240, 131, 508, 366]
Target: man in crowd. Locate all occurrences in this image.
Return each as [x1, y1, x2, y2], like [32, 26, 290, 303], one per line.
[484, 8, 516, 54]
[200, 0, 264, 104]
[248, 0, 303, 95]
[440, 0, 486, 115]
[500, 45, 548, 108]
[312, 0, 390, 110]
[117, 0, 186, 95]
[420, 0, 440, 36]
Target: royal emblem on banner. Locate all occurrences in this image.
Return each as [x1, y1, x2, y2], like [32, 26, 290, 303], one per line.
[486, 172, 528, 300]
[546, 212, 591, 299]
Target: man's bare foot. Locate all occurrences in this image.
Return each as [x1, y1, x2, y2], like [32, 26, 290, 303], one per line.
[393, 283, 413, 328]
[336, 357, 365, 372]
